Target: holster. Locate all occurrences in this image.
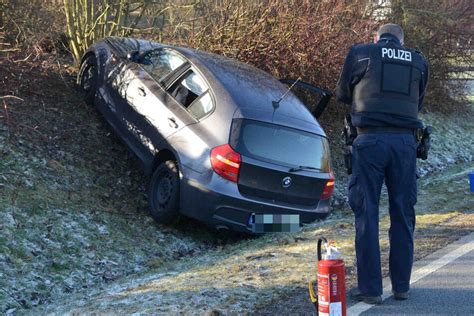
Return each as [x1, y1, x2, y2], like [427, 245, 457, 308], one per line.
[344, 147, 352, 175]
[343, 114, 357, 175]
[416, 126, 432, 160]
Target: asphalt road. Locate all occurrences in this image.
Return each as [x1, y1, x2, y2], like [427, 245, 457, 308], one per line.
[347, 232, 474, 316]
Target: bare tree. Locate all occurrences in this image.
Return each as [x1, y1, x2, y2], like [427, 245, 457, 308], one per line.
[63, 0, 150, 63]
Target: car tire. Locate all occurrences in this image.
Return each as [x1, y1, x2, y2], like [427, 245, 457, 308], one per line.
[77, 54, 98, 105]
[148, 160, 180, 224]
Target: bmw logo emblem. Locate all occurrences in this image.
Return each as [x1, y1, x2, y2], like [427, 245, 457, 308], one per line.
[282, 176, 292, 188]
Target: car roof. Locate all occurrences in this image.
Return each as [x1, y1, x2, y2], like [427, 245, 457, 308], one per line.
[173, 47, 326, 136]
[103, 37, 325, 136]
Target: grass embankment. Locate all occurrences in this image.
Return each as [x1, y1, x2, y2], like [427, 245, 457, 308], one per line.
[0, 130, 214, 311]
[33, 161, 473, 314]
[0, 56, 232, 313]
[1, 54, 473, 314]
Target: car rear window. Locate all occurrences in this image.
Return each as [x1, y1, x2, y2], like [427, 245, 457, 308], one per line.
[230, 119, 331, 171]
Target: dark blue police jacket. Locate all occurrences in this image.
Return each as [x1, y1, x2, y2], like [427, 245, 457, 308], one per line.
[336, 33, 429, 129]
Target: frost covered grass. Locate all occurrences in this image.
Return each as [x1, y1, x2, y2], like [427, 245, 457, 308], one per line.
[417, 110, 474, 177]
[28, 149, 473, 314]
[1, 55, 473, 314]
[330, 107, 474, 206]
[0, 131, 217, 312]
[0, 57, 232, 313]
[31, 160, 473, 314]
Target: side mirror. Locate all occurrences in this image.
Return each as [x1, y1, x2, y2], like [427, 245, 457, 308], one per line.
[127, 50, 141, 63]
[279, 79, 333, 119]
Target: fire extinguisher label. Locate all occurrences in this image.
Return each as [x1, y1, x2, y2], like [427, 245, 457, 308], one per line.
[317, 273, 330, 314]
[317, 270, 345, 316]
[329, 302, 342, 316]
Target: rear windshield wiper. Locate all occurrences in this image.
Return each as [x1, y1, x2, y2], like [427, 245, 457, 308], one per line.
[288, 165, 323, 173]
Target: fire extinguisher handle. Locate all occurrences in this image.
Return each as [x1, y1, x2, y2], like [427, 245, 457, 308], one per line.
[318, 237, 328, 261]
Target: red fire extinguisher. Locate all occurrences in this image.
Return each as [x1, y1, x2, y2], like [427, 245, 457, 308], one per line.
[308, 237, 346, 316]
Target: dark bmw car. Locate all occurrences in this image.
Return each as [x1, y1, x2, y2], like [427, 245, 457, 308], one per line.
[77, 37, 334, 233]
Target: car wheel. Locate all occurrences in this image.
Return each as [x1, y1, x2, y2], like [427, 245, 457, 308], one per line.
[148, 160, 180, 224]
[77, 54, 98, 105]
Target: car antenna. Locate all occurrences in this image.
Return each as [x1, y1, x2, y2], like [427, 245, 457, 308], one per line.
[272, 77, 301, 109]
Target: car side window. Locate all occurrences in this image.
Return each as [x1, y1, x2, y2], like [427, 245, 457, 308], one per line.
[168, 70, 214, 119]
[188, 92, 213, 120]
[140, 49, 186, 82]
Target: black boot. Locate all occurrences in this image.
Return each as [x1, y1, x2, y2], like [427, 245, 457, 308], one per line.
[349, 288, 382, 305]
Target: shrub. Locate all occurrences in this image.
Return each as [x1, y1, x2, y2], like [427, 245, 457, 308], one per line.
[0, 0, 65, 56]
[390, 0, 473, 112]
[166, 0, 380, 122]
[2, 0, 471, 113]
[158, 0, 472, 116]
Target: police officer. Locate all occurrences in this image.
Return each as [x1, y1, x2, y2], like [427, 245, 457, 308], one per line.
[336, 23, 429, 304]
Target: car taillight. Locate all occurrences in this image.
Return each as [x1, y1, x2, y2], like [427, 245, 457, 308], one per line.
[210, 144, 241, 182]
[320, 173, 335, 200]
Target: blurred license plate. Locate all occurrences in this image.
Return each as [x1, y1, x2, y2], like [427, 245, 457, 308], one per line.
[250, 214, 300, 233]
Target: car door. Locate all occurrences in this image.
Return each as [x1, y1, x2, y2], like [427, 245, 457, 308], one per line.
[104, 59, 158, 162]
[114, 49, 214, 163]
[279, 79, 332, 119]
[110, 50, 187, 161]
[132, 50, 212, 148]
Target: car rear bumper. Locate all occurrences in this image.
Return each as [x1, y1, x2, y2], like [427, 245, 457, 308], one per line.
[211, 198, 331, 233]
[180, 166, 331, 233]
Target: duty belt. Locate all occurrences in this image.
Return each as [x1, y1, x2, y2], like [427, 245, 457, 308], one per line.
[356, 126, 415, 134]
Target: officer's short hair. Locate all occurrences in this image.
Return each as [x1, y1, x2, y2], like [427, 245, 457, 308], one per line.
[377, 23, 404, 43]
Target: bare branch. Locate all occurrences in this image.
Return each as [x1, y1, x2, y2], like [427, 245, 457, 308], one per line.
[0, 96, 24, 101]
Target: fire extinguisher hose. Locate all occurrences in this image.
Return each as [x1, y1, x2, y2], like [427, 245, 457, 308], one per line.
[318, 237, 328, 261]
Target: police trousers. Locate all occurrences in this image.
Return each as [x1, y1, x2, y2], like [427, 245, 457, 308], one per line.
[348, 133, 417, 296]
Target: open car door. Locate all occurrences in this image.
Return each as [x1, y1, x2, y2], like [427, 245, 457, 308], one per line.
[279, 79, 332, 119]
